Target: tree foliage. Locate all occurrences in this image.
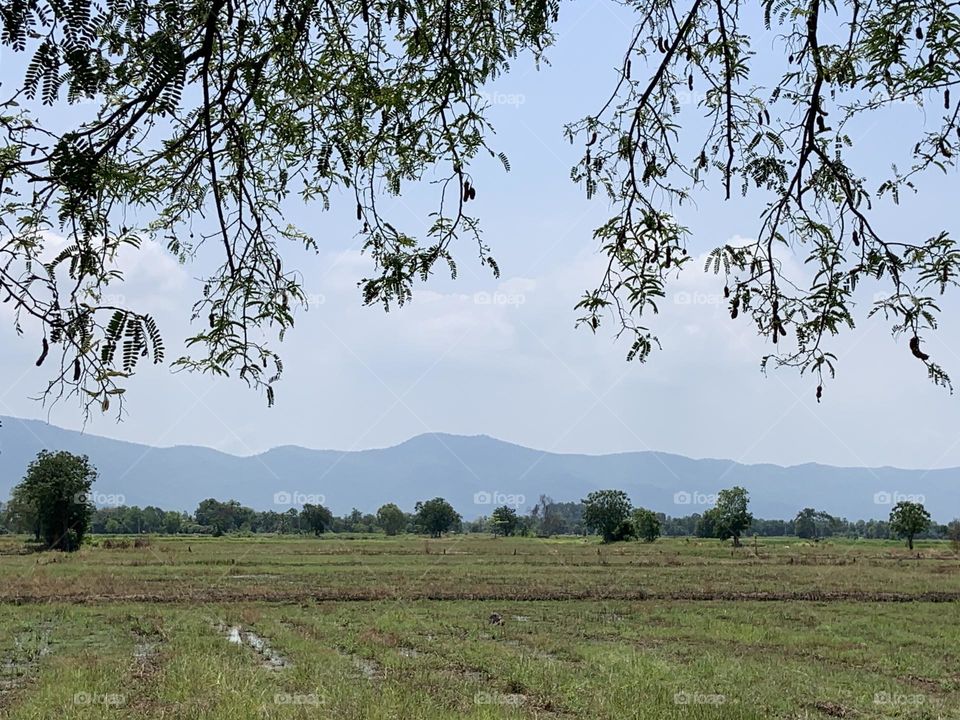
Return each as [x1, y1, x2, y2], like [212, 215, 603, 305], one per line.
[376, 502, 407, 536]
[582, 489, 633, 543]
[301, 503, 334, 536]
[1, 0, 958, 410]
[888, 500, 930, 549]
[712, 485, 753, 546]
[631, 507, 662, 542]
[490, 504, 519, 536]
[414, 497, 460, 538]
[12, 450, 97, 550]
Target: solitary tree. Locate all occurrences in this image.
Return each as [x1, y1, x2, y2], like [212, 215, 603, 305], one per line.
[631, 508, 662, 543]
[414, 498, 461, 538]
[582, 490, 633, 543]
[889, 501, 931, 550]
[714, 486, 753, 547]
[13, 451, 97, 551]
[2, 0, 958, 413]
[490, 506, 520, 537]
[376, 503, 407, 536]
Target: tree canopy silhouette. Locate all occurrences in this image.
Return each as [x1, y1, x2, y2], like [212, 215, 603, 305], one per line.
[1, 0, 958, 412]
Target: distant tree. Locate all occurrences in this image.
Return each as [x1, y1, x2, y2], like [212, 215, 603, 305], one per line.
[414, 498, 461, 538]
[3, 486, 41, 540]
[582, 490, 633, 543]
[194, 499, 243, 535]
[301, 504, 334, 536]
[631, 508, 661, 543]
[163, 511, 185, 534]
[794, 508, 837, 540]
[947, 520, 960, 555]
[713, 487, 753, 547]
[12, 450, 97, 551]
[889, 501, 931, 550]
[376, 503, 407, 536]
[490, 506, 519, 537]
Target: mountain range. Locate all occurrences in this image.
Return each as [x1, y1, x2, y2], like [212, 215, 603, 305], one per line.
[0, 415, 955, 521]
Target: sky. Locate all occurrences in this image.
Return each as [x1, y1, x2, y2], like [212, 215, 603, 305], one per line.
[2, 2, 960, 470]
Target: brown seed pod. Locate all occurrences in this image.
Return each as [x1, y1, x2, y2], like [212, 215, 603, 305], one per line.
[73, 358, 81, 382]
[626, 59, 631, 79]
[209, 313, 216, 328]
[916, 26, 924, 39]
[36, 337, 49, 367]
[469, 187, 477, 201]
[816, 384, 822, 402]
[945, 89, 951, 109]
[688, 74, 693, 91]
[909, 335, 930, 361]
[356, 203, 362, 221]
[723, 285, 730, 298]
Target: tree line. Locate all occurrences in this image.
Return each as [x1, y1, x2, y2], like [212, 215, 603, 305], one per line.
[1, 452, 955, 551]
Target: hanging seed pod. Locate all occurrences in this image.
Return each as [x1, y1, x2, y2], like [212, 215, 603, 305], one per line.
[356, 203, 362, 220]
[723, 285, 730, 299]
[945, 88, 951, 109]
[688, 74, 693, 91]
[36, 337, 49, 367]
[73, 358, 81, 382]
[730, 297, 740, 319]
[816, 384, 822, 402]
[698, 151, 707, 168]
[209, 313, 216, 328]
[664, 247, 672, 268]
[626, 59, 631, 79]
[587, 131, 598, 146]
[852, 230, 859, 246]
[910, 336, 930, 361]
[758, 111, 764, 125]
[469, 187, 477, 200]
[788, 54, 794, 63]
[916, 26, 924, 39]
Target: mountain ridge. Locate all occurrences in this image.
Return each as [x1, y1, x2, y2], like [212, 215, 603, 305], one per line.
[0, 415, 955, 521]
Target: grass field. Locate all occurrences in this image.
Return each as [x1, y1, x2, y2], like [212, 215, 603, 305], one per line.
[1, 534, 958, 719]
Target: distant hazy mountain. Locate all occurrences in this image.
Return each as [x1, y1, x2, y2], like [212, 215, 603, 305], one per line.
[0, 415, 956, 521]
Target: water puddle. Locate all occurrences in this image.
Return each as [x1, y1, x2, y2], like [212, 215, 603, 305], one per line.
[220, 625, 289, 670]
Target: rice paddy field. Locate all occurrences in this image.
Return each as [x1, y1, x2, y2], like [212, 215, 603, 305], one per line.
[1, 534, 958, 719]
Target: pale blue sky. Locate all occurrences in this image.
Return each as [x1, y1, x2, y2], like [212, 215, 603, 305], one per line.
[1, 2, 959, 470]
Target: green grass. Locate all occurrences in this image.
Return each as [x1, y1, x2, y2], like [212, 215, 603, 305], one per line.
[1, 535, 958, 719]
